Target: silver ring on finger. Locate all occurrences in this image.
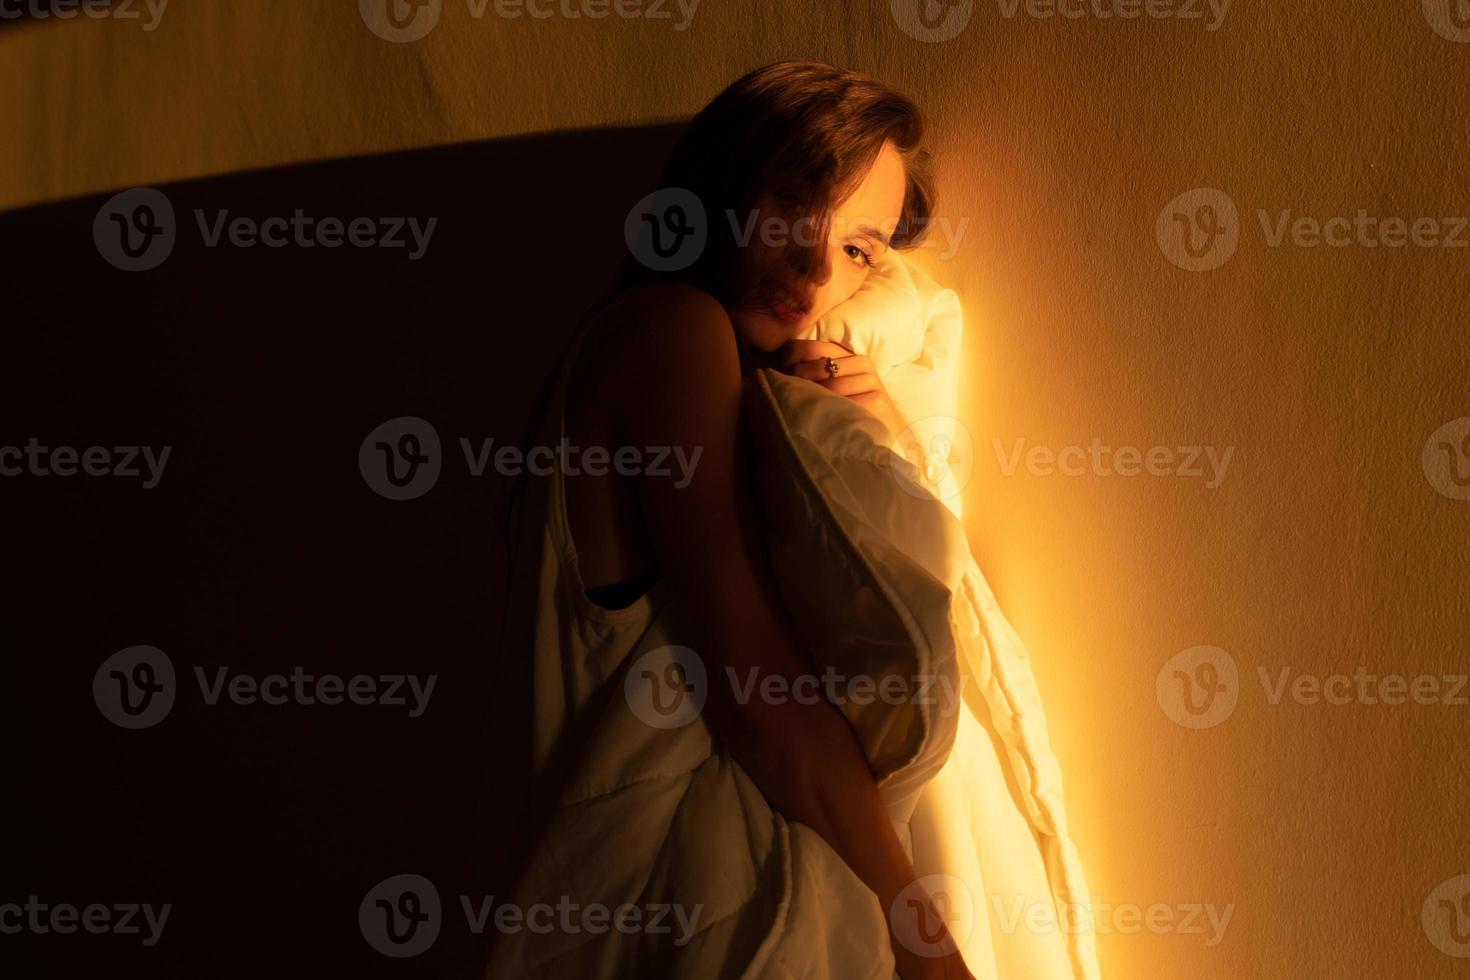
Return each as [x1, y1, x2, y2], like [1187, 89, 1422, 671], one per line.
[824, 356, 839, 378]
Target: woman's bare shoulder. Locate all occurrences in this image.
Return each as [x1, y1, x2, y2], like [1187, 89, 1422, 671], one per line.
[589, 282, 739, 376]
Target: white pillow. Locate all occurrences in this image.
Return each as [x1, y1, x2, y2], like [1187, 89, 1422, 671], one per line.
[801, 250, 967, 518]
[800, 248, 925, 377]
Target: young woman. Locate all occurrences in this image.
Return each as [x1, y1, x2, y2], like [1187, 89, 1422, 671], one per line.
[501, 61, 975, 980]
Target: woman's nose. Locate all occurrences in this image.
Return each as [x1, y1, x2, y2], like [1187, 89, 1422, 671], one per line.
[784, 239, 831, 289]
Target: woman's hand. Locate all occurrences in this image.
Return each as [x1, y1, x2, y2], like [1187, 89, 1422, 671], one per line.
[895, 949, 977, 980]
[892, 937, 977, 980]
[778, 339, 909, 439]
[887, 886, 978, 980]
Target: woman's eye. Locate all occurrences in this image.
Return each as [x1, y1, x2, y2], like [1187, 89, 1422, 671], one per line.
[843, 244, 875, 269]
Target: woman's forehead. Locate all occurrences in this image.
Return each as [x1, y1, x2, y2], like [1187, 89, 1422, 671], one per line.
[831, 141, 907, 239]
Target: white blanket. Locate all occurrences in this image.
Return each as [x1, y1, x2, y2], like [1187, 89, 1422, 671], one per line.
[746, 371, 1101, 979]
[486, 266, 1099, 977]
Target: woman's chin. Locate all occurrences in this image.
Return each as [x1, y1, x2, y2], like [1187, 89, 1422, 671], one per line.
[732, 309, 809, 353]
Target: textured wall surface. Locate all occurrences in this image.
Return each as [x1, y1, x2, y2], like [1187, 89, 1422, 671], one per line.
[5, 2, 1468, 977]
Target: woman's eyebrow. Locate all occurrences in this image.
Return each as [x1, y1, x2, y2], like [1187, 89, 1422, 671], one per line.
[852, 223, 893, 248]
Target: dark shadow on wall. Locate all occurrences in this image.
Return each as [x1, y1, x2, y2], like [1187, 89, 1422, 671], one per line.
[1, 121, 685, 979]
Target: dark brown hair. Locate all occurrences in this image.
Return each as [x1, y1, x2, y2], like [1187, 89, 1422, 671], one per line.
[620, 60, 936, 304]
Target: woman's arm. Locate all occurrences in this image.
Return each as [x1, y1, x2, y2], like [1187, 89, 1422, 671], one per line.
[614, 285, 972, 980]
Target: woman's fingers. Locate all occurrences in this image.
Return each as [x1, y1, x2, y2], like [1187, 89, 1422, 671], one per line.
[816, 373, 882, 397]
[774, 348, 897, 431]
[778, 355, 904, 435]
[783, 352, 876, 382]
[779, 339, 853, 367]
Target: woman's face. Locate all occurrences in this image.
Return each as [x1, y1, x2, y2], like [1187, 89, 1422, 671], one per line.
[728, 139, 908, 353]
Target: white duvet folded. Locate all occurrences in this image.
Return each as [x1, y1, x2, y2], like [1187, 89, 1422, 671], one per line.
[490, 292, 1098, 978]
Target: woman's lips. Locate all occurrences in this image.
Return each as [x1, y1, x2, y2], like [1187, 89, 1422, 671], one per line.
[759, 280, 809, 323]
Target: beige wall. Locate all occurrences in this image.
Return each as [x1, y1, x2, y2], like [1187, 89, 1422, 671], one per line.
[6, 1, 1468, 976]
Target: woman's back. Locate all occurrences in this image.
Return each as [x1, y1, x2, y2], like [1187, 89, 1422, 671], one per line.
[561, 285, 683, 608]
